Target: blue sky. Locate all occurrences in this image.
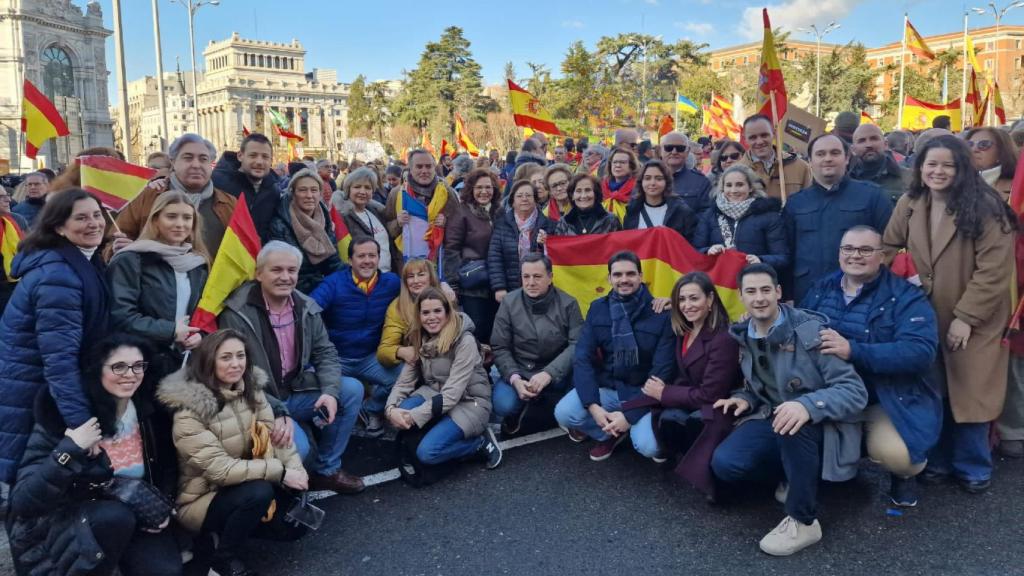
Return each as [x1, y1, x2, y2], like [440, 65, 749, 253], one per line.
[94, 0, 1024, 103]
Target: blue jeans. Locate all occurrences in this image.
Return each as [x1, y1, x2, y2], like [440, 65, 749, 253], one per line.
[711, 418, 824, 525]
[399, 396, 484, 465]
[288, 377, 363, 475]
[340, 354, 403, 415]
[927, 400, 992, 482]
[554, 388, 657, 454]
[491, 376, 570, 419]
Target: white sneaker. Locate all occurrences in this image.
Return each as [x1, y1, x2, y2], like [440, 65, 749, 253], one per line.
[774, 482, 789, 504]
[759, 515, 822, 556]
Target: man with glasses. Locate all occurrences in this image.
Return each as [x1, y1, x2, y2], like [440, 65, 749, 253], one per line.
[613, 128, 640, 151]
[783, 134, 893, 304]
[801, 226, 940, 508]
[711, 262, 867, 556]
[660, 132, 713, 216]
[738, 114, 812, 200]
[850, 124, 908, 205]
[12, 172, 49, 229]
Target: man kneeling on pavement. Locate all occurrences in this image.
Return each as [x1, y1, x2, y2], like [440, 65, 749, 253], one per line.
[711, 263, 868, 556]
[219, 241, 366, 494]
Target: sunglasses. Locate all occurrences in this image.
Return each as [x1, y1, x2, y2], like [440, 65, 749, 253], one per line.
[967, 139, 994, 151]
[663, 145, 688, 153]
[720, 152, 743, 161]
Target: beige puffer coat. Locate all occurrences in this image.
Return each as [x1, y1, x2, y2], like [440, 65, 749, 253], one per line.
[156, 367, 305, 532]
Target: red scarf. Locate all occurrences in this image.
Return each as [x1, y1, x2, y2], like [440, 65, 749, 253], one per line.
[602, 177, 636, 204]
[547, 197, 561, 221]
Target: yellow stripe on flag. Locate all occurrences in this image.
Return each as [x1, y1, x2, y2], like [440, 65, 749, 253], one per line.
[0, 216, 23, 280]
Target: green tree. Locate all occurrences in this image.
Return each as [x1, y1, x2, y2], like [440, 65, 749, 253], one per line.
[346, 75, 373, 138]
[392, 26, 498, 139]
[366, 81, 393, 144]
[795, 43, 876, 117]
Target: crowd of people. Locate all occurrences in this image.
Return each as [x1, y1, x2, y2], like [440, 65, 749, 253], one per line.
[0, 110, 1022, 573]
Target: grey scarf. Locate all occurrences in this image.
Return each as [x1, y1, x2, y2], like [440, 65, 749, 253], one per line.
[118, 239, 206, 273]
[715, 194, 757, 249]
[169, 173, 215, 205]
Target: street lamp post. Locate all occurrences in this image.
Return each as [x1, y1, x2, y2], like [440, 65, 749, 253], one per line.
[971, 1, 1024, 124]
[798, 22, 840, 117]
[170, 0, 220, 133]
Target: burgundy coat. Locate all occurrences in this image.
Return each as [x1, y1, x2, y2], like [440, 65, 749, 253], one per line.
[623, 322, 740, 496]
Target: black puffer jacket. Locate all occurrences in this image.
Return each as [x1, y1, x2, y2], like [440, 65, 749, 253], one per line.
[487, 209, 557, 292]
[213, 152, 282, 243]
[692, 196, 789, 270]
[7, 388, 177, 576]
[267, 194, 344, 295]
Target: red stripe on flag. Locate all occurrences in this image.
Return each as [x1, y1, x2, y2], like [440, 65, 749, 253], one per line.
[78, 155, 158, 180]
[23, 80, 70, 136]
[511, 114, 561, 136]
[232, 195, 262, 258]
[903, 95, 960, 111]
[82, 186, 131, 211]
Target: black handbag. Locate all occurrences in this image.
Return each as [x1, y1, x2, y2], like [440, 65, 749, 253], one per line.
[103, 477, 176, 530]
[457, 259, 489, 290]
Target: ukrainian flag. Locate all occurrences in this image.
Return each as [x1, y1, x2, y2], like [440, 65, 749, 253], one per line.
[676, 94, 699, 115]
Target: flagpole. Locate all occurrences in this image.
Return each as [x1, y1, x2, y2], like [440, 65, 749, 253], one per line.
[897, 13, 908, 129]
[674, 91, 680, 134]
[770, 90, 787, 204]
[152, 0, 170, 151]
[111, 0, 133, 163]
[961, 11, 969, 131]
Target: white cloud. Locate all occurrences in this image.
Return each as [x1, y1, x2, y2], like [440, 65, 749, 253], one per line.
[675, 21, 715, 35]
[738, 0, 864, 41]
[561, 19, 585, 29]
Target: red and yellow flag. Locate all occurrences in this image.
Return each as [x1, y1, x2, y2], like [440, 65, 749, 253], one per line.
[757, 9, 788, 124]
[78, 155, 156, 211]
[547, 227, 748, 319]
[21, 79, 70, 159]
[0, 215, 24, 280]
[454, 113, 480, 157]
[190, 194, 262, 333]
[966, 68, 986, 126]
[329, 203, 352, 264]
[989, 82, 1006, 125]
[905, 19, 935, 61]
[420, 131, 436, 157]
[657, 115, 675, 138]
[860, 111, 877, 125]
[507, 80, 562, 136]
[709, 96, 741, 139]
[439, 139, 451, 159]
[900, 95, 961, 131]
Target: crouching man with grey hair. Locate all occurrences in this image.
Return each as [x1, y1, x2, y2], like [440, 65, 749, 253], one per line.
[218, 241, 367, 494]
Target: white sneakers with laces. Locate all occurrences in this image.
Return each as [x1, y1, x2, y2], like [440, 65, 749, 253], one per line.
[759, 515, 822, 556]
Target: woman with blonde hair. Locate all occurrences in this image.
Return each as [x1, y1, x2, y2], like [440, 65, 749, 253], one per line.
[377, 259, 455, 368]
[693, 164, 789, 269]
[108, 190, 209, 380]
[385, 287, 501, 470]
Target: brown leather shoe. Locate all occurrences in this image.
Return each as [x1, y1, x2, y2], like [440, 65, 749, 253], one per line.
[309, 469, 365, 494]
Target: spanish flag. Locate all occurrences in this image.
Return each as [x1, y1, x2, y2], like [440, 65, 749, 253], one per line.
[0, 215, 23, 280]
[454, 112, 480, 157]
[21, 79, 70, 159]
[420, 132, 436, 156]
[904, 19, 935, 61]
[439, 139, 451, 159]
[966, 68, 986, 125]
[507, 80, 562, 136]
[190, 194, 262, 333]
[900, 95, 961, 131]
[757, 9, 788, 124]
[990, 82, 1007, 125]
[78, 155, 156, 211]
[547, 227, 748, 319]
[329, 203, 352, 264]
[860, 111, 877, 125]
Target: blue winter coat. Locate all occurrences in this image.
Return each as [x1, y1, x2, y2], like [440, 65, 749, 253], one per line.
[801, 267, 941, 464]
[573, 293, 676, 424]
[693, 196, 790, 270]
[0, 250, 97, 482]
[783, 176, 893, 303]
[311, 266, 401, 361]
[671, 166, 713, 216]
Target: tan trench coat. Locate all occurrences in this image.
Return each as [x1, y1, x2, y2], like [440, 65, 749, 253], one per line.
[883, 192, 1015, 422]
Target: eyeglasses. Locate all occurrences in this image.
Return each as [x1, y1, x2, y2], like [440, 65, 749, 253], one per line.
[105, 361, 148, 376]
[549, 180, 569, 189]
[839, 245, 882, 257]
[721, 152, 743, 162]
[967, 139, 994, 151]
[663, 145, 688, 153]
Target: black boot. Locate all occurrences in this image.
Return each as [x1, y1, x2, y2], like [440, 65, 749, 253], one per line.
[210, 554, 259, 576]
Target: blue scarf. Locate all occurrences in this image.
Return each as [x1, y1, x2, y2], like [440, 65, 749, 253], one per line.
[608, 283, 652, 377]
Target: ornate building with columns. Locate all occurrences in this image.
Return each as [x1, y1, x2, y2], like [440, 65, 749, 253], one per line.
[0, 0, 114, 173]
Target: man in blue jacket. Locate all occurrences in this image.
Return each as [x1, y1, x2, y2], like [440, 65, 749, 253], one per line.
[783, 134, 893, 303]
[712, 263, 867, 557]
[661, 132, 713, 216]
[554, 250, 675, 462]
[802, 226, 941, 506]
[312, 237, 401, 436]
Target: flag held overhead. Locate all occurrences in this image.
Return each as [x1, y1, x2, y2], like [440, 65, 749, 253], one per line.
[21, 79, 70, 159]
[78, 155, 156, 211]
[508, 80, 562, 136]
[757, 8, 788, 125]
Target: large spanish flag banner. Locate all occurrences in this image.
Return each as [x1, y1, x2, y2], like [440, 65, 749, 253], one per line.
[547, 228, 748, 319]
[901, 96, 961, 131]
[328, 203, 352, 264]
[190, 195, 262, 333]
[904, 19, 935, 61]
[454, 113, 480, 157]
[507, 80, 562, 136]
[757, 9, 788, 124]
[0, 215, 24, 280]
[21, 79, 70, 159]
[78, 155, 156, 211]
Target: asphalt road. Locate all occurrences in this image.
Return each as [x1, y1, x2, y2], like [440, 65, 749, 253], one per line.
[242, 434, 1024, 576]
